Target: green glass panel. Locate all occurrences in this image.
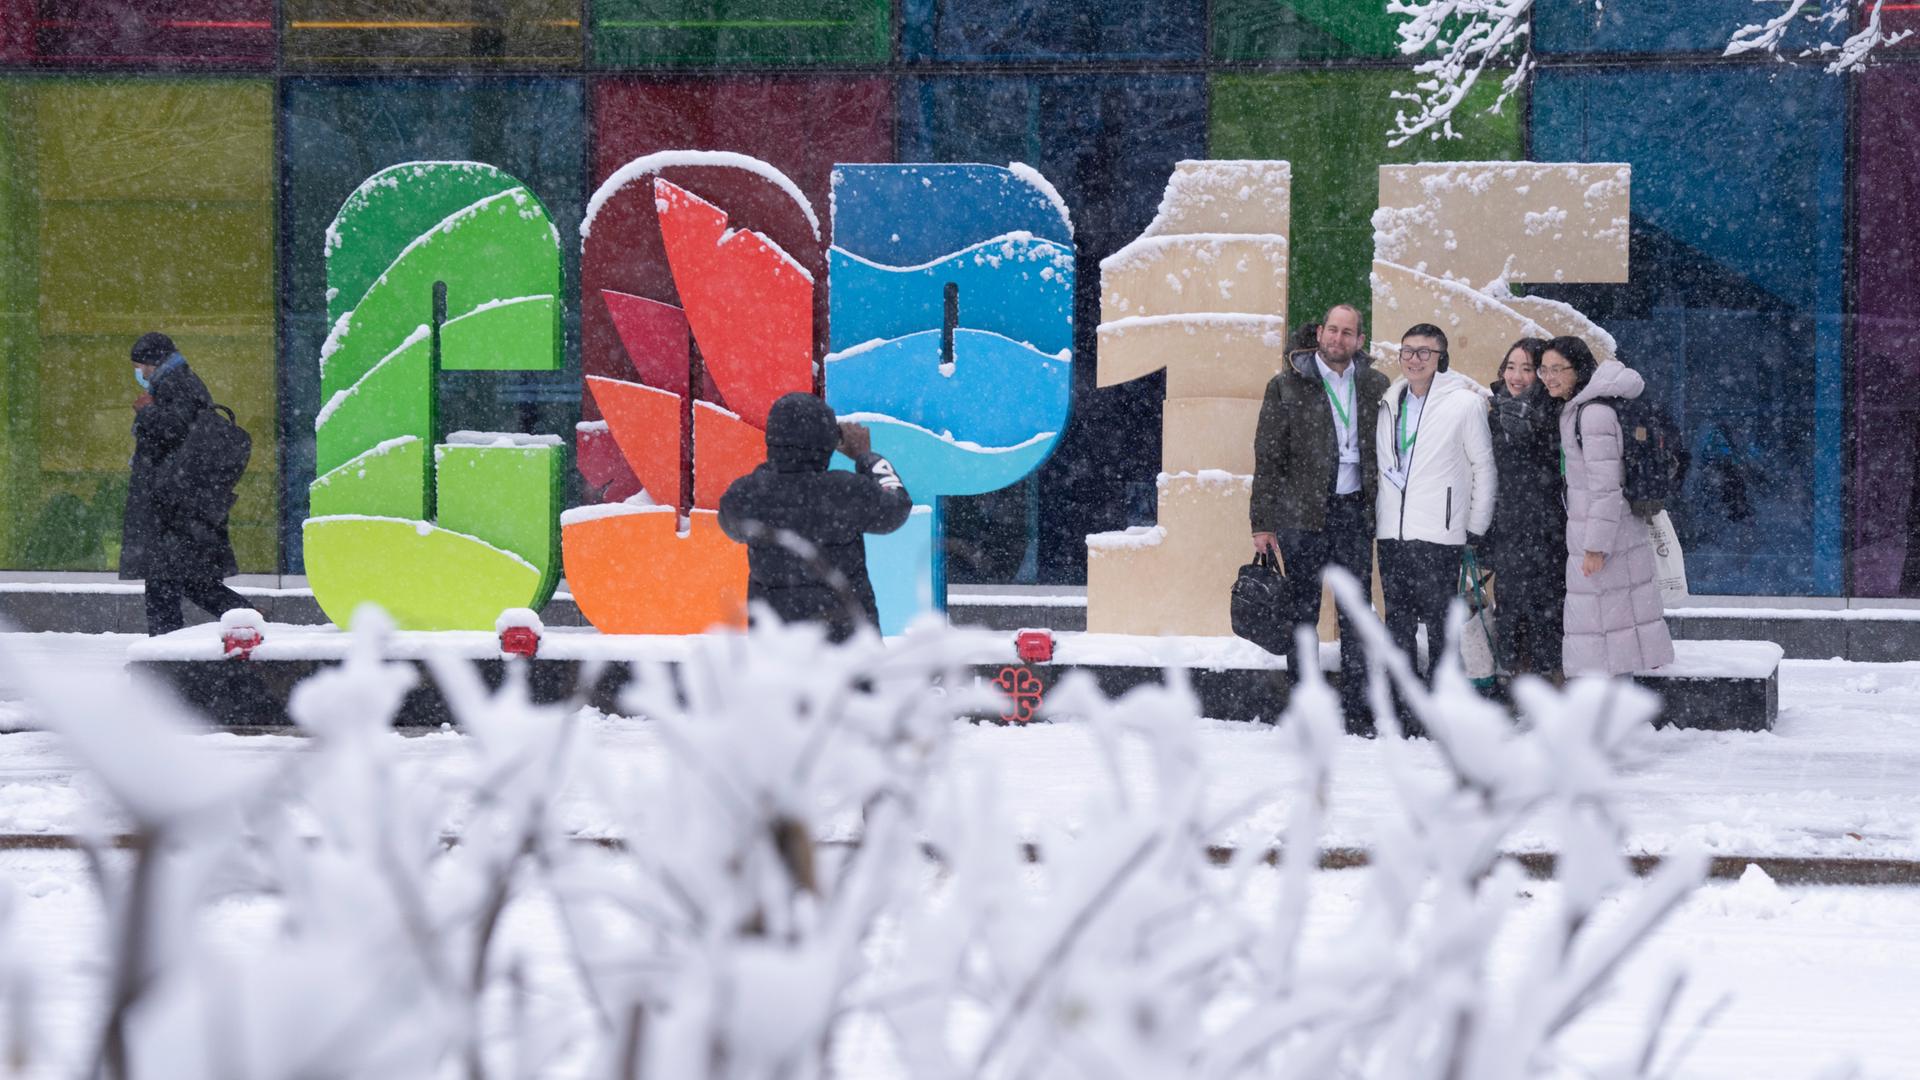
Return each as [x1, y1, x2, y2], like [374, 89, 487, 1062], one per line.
[1209, 70, 1523, 334]
[433, 441, 561, 600]
[1213, 0, 1403, 61]
[0, 79, 276, 573]
[310, 437, 429, 520]
[302, 516, 544, 631]
[593, 0, 889, 66]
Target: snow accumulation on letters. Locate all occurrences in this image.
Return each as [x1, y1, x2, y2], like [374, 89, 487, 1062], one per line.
[1140, 159, 1292, 239]
[1008, 161, 1074, 238]
[583, 149, 820, 240]
[314, 323, 432, 431]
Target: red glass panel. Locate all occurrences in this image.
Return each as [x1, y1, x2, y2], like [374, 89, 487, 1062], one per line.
[16, 0, 273, 66]
[1851, 67, 1920, 595]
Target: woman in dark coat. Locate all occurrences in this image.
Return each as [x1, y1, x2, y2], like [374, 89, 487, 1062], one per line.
[1486, 337, 1566, 680]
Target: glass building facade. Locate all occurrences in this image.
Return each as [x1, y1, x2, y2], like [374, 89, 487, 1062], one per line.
[1, 0, 1915, 598]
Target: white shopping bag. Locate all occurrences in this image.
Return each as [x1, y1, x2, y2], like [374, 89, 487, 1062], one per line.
[1645, 509, 1690, 601]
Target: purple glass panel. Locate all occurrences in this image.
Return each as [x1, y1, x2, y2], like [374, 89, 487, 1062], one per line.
[17, 0, 274, 66]
[1851, 67, 1920, 595]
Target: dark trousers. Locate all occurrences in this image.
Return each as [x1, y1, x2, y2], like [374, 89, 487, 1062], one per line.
[1378, 538, 1463, 683]
[1275, 492, 1374, 714]
[144, 577, 249, 636]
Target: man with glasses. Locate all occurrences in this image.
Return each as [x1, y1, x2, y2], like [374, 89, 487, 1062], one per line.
[1251, 303, 1390, 725]
[1373, 324, 1496, 731]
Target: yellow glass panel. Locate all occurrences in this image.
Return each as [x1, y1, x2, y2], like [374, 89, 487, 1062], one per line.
[0, 79, 277, 573]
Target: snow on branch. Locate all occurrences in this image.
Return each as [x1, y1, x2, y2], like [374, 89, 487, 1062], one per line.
[0, 595, 1722, 1078]
[1386, 0, 1534, 147]
[1725, 0, 1914, 73]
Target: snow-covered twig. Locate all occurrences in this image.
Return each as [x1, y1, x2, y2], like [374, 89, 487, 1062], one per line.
[1726, 0, 1913, 73]
[1386, 0, 1535, 147]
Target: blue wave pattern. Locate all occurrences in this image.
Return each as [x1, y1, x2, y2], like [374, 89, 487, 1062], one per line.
[826, 163, 1076, 631]
[828, 236, 1074, 354]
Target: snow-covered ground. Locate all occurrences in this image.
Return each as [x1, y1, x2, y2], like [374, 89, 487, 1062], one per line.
[2, 632, 1917, 861]
[2, 848, 1914, 1078]
[3, 632, 1919, 1076]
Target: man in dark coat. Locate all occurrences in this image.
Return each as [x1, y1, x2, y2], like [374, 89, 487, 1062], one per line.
[718, 393, 913, 643]
[121, 332, 247, 635]
[1250, 303, 1391, 724]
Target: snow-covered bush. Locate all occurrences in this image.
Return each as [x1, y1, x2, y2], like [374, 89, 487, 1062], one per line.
[0, 592, 1710, 1078]
[1387, 0, 1910, 146]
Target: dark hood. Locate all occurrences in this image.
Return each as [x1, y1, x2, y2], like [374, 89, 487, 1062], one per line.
[764, 392, 839, 472]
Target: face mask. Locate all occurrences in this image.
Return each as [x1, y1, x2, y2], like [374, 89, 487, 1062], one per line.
[134, 367, 150, 391]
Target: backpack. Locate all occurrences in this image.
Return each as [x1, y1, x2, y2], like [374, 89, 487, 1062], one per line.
[161, 404, 252, 521]
[1574, 396, 1688, 518]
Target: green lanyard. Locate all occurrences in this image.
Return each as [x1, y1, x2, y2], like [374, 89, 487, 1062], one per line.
[1398, 398, 1418, 456]
[1321, 377, 1352, 432]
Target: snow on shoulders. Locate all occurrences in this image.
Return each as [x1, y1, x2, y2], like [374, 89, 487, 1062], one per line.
[583, 150, 819, 240]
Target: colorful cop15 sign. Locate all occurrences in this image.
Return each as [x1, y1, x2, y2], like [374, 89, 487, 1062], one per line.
[307, 157, 1074, 634]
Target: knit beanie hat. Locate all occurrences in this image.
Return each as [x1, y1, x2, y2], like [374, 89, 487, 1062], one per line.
[131, 332, 177, 366]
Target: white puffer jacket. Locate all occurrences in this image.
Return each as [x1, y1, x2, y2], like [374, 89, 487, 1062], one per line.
[1374, 369, 1496, 545]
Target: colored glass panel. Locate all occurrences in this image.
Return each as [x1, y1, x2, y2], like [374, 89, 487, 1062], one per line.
[901, 0, 1204, 61]
[0, 79, 276, 573]
[281, 77, 585, 572]
[1213, 0, 1401, 60]
[582, 76, 891, 479]
[1530, 65, 1846, 595]
[1851, 67, 1920, 596]
[1533, 0, 1829, 55]
[592, 0, 888, 66]
[899, 75, 1206, 585]
[1210, 71, 1522, 338]
[285, 0, 581, 68]
[0, 0, 273, 66]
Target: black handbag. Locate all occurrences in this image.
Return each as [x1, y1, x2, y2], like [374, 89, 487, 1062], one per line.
[1231, 551, 1291, 655]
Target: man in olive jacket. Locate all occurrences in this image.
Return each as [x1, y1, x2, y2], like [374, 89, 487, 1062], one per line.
[1250, 303, 1390, 723]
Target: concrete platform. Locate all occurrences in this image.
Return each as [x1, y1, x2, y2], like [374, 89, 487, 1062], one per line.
[126, 625, 1781, 733]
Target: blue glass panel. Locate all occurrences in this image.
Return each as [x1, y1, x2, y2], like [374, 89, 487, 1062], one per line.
[901, 0, 1206, 61]
[1530, 65, 1845, 595]
[280, 77, 585, 573]
[899, 75, 1207, 585]
[1533, 0, 1826, 55]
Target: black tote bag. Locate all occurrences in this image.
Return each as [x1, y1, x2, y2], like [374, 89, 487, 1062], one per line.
[1230, 551, 1290, 655]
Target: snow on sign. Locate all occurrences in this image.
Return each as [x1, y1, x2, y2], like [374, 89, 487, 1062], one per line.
[1370, 162, 1632, 385]
[825, 164, 1076, 633]
[1089, 161, 1292, 636]
[305, 162, 564, 631]
[562, 153, 819, 635]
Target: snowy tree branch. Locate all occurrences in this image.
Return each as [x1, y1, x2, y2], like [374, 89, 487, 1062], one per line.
[1726, 0, 1914, 72]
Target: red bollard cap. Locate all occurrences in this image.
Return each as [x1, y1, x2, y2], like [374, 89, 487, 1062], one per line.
[500, 625, 540, 658]
[1015, 629, 1053, 664]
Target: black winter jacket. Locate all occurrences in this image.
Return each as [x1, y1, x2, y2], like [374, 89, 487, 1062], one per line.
[1251, 349, 1390, 534]
[1487, 379, 1566, 586]
[717, 394, 913, 642]
[120, 360, 240, 583]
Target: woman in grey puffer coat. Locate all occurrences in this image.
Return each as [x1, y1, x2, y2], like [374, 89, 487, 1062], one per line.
[1538, 337, 1674, 675]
